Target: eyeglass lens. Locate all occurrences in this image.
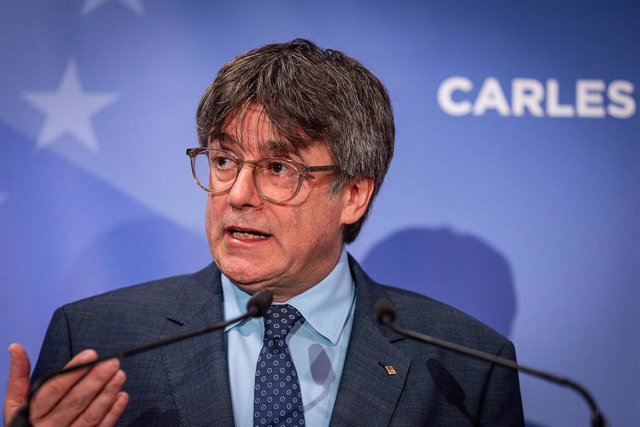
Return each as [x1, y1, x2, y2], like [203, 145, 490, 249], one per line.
[192, 150, 301, 202]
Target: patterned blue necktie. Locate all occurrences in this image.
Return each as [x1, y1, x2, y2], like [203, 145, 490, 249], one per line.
[254, 304, 306, 427]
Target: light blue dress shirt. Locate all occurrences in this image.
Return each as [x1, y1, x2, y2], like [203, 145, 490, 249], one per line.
[222, 249, 356, 427]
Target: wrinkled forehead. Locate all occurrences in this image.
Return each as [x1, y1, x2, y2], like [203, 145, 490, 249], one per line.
[208, 103, 315, 158]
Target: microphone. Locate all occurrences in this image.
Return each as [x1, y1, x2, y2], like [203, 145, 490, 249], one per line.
[10, 290, 273, 427]
[374, 298, 607, 427]
[246, 289, 273, 317]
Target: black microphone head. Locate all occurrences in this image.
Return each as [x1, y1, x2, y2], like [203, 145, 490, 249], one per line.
[374, 298, 396, 324]
[247, 290, 274, 317]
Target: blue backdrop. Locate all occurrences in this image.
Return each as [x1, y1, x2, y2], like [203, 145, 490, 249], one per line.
[1, 1, 638, 425]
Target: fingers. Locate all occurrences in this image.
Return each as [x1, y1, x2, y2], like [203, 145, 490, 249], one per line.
[31, 352, 125, 427]
[4, 343, 31, 426]
[30, 349, 99, 420]
[5, 348, 128, 427]
[70, 371, 127, 427]
[96, 392, 128, 427]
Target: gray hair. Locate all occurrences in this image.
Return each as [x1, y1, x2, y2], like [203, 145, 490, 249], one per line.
[196, 38, 394, 243]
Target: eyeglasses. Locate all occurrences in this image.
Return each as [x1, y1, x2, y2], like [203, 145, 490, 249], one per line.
[186, 148, 339, 203]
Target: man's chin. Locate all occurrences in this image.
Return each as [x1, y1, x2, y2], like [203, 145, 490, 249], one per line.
[217, 260, 277, 289]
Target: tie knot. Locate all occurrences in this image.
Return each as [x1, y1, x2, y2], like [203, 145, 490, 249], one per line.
[263, 304, 303, 340]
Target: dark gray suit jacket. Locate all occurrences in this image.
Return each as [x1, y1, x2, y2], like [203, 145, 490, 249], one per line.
[33, 257, 524, 426]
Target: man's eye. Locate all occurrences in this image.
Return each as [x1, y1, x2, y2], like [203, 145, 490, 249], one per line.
[267, 161, 291, 176]
[212, 156, 235, 170]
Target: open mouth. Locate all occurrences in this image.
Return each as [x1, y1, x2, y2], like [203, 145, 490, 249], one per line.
[227, 227, 271, 240]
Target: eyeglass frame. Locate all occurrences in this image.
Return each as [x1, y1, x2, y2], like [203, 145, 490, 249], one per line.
[186, 147, 340, 203]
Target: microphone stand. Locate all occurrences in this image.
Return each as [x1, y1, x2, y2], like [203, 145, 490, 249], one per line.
[375, 298, 607, 427]
[10, 290, 273, 427]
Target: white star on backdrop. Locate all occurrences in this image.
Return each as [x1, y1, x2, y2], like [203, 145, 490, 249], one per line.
[81, 0, 145, 16]
[22, 60, 118, 153]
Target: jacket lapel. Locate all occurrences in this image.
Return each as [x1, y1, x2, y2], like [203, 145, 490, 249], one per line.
[160, 264, 235, 426]
[329, 257, 410, 426]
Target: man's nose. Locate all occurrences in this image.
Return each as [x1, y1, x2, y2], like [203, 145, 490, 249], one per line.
[227, 165, 262, 209]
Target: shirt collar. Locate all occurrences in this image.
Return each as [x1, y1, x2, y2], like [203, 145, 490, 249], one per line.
[221, 248, 355, 345]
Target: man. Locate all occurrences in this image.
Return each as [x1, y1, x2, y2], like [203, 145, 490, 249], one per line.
[4, 39, 524, 426]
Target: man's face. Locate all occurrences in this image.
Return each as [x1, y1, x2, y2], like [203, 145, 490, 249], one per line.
[205, 105, 359, 301]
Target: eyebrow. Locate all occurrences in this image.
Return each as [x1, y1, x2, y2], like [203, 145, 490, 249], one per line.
[209, 132, 237, 148]
[265, 139, 297, 157]
[211, 132, 298, 158]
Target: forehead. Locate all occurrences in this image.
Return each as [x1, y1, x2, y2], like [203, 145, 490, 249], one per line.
[211, 103, 312, 157]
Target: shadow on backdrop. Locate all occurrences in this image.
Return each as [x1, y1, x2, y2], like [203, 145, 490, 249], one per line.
[363, 227, 547, 427]
[362, 227, 516, 339]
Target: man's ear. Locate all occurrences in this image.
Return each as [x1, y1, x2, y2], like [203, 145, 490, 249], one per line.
[340, 177, 375, 226]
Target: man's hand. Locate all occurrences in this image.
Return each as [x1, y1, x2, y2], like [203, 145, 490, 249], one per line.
[4, 343, 129, 427]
